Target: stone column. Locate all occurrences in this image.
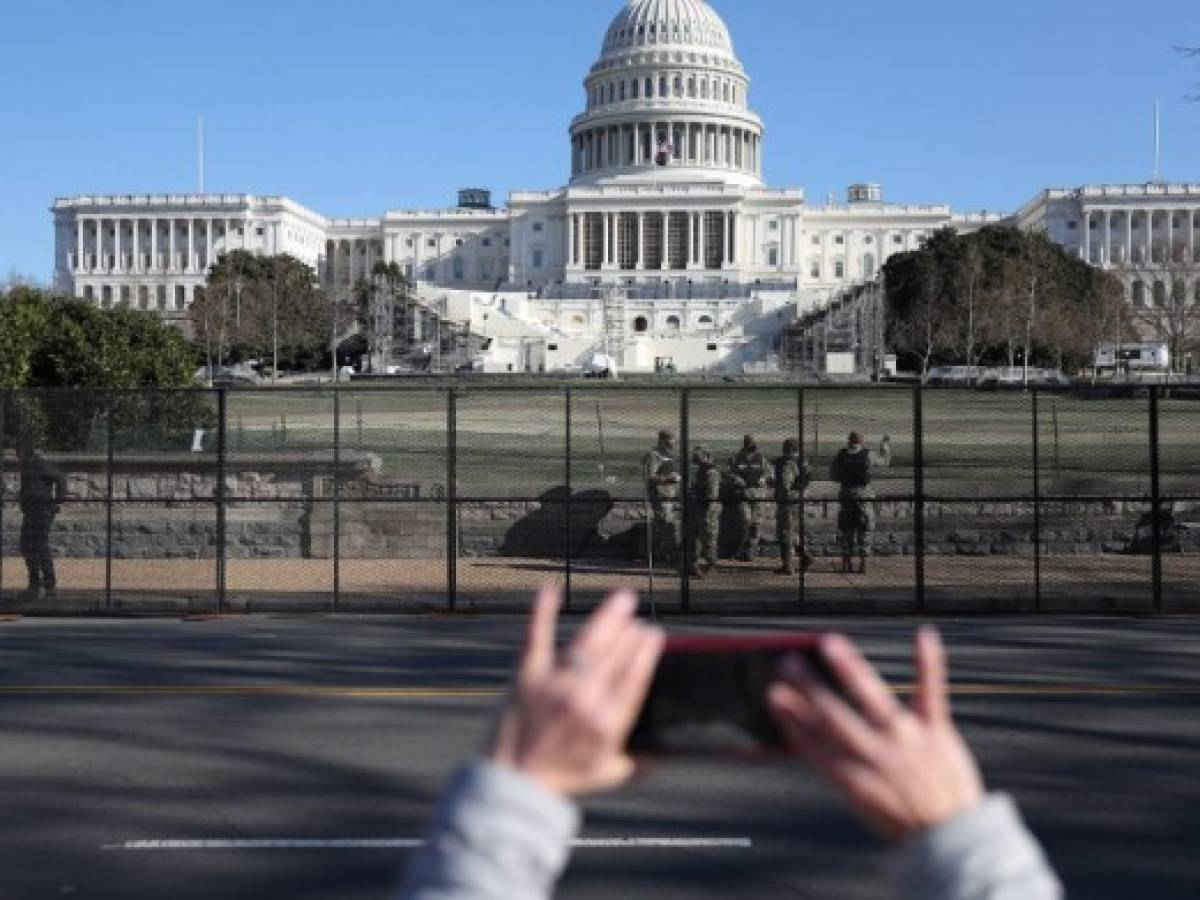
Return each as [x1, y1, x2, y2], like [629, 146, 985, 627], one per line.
[1190, 208, 1196, 264]
[685, 212, 694, 269]
[1127, 213, 1134, 265]
[1168, 208, 1177, 262]
[1083, 211, 1091, 263]
[1147, 210, 1154, 265]
[75, 219, 84, 272]
[151, 219, 159, 271]
[698, 211, 708, 268]
[1104, 211, 1112, 265]
[186, 219, 194, 271]
[114, 218, 122, 272]
[567, 214, 575, 267]
[205, 218, 213, 271]
[169, 219, 176, 272]
[602, 212, 611, 268]
[728, 211, 736, 265]
[636, 212, 644, 270]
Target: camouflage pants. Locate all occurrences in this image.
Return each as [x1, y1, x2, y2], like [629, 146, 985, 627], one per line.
[649, 498, 680, 563]
[20, 510, 57, 590]
[735, 500, 766, 556]
[689, 503, 722, 567]
[837, 496, 874, 558]
[776, 503, 800, 570]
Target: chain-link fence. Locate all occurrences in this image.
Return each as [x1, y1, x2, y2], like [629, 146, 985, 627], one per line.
[2, 384, 1198, 615]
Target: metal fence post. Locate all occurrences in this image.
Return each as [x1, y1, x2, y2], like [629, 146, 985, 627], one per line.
[1032, 389, 1042, 613]
[680, 388, 691, 615]
[1150, 385, 1164, 614]
[216, 388, 227, 614]
[0, 390, 7, 601]
[564, 387, 573, 613]
[913, 386, 926, 614]
[447, 388, 458, 614]
[332, 389, 341, 613]
[798, 387, 806, 608]
[105, 392, 115, 612]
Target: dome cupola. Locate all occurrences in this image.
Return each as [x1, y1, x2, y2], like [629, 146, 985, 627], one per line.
[569, 0, 764, 188]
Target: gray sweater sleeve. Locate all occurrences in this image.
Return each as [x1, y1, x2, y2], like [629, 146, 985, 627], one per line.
[396, 762, 580, 900]
[892, 795, 1063, 900]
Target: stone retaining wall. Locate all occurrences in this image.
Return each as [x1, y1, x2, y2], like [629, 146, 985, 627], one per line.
[4, 454, 1197, 560]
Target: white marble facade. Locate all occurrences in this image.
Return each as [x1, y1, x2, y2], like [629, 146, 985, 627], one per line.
[49, 0, 1199, 370]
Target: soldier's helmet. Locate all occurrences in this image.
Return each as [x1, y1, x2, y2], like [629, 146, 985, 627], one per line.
[783, 438, 800, 456]
[742, 434, 756, 451]
[658, 429, 676, 448]
[848, 431, 863, 446]
[692, 446, 712, 465]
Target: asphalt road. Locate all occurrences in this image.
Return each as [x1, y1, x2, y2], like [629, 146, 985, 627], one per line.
[1, 614, 1198, 900]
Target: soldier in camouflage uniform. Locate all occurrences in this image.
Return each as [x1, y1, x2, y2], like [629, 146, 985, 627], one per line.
[728, 435, 770, 561]
[643, 429, 681, 566]
[773, 438, 812, 576]
[829, 431, 889, 574]
[16, 435, 67, 603]
[687, 447, 722, 578]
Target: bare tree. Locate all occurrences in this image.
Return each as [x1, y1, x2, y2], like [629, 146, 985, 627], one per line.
[1131, 236, 1200, 372]
[1180, 45, 1200, 100]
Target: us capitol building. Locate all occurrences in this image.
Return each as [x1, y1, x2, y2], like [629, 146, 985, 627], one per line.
[52, 0, 1200, 373]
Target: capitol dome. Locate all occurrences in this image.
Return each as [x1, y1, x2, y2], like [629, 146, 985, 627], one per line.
[569, 0, 764, 188]
[601, 0, 735, 59]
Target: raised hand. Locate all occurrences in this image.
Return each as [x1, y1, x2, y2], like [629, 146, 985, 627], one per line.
[768, 627, 983, 843]
[489, 586, 664, 798]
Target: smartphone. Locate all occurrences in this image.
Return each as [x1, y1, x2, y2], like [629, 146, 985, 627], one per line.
[626, 633, 838, 756]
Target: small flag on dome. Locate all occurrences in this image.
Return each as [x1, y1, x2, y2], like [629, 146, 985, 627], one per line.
[655, 138, 674, 166]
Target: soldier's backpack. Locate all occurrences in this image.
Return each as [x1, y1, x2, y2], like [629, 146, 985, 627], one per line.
[838, 449, 871, 489]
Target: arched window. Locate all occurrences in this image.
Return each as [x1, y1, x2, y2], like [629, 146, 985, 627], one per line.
[732, 85, 739, 105]
[722, 83, 730, 102]
[659, 75, 668, 96]
[673, 76, 683, 97]
[645, 77, 653, 97]
[666, 315, 681, 332]
[1153, 280, 1167, 306]
[633, 316, 649, 333]
[700, 79, 709, 98]
[631, 79, 639, 99]
[688, 77, 696, 97]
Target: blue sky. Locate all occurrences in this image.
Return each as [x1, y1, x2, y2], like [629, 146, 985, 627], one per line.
[1, 0, 1196, 281]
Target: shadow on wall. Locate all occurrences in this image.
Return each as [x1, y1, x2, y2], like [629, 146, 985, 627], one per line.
[499, 488, 616, 558]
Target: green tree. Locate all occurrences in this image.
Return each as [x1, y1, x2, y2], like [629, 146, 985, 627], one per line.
[0, 287, 208, 450]
[196, 252, 334, 378]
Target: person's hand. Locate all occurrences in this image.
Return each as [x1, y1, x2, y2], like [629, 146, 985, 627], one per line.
[488, 585, 664, 798]
[768, 628, 984, 844]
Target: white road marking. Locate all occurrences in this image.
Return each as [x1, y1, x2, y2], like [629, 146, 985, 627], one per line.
[106, 837, 753, 851]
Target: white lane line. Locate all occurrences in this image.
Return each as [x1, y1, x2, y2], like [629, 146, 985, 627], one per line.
[105, 837, 753, 851]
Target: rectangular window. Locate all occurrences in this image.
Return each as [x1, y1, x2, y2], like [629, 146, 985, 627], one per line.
[893, 234, 903, 245]
[533, 222, 544, 233]
[811, 235, 821, 245]
[768, 247, 779, 267]
[835, 261, 845, 278]
[427, 238, 437, 248]
[834, 235, 845, 245]
[532, 249, 544, 268]
[482, 238, 492, 247]
[810, 261, 820, 278]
